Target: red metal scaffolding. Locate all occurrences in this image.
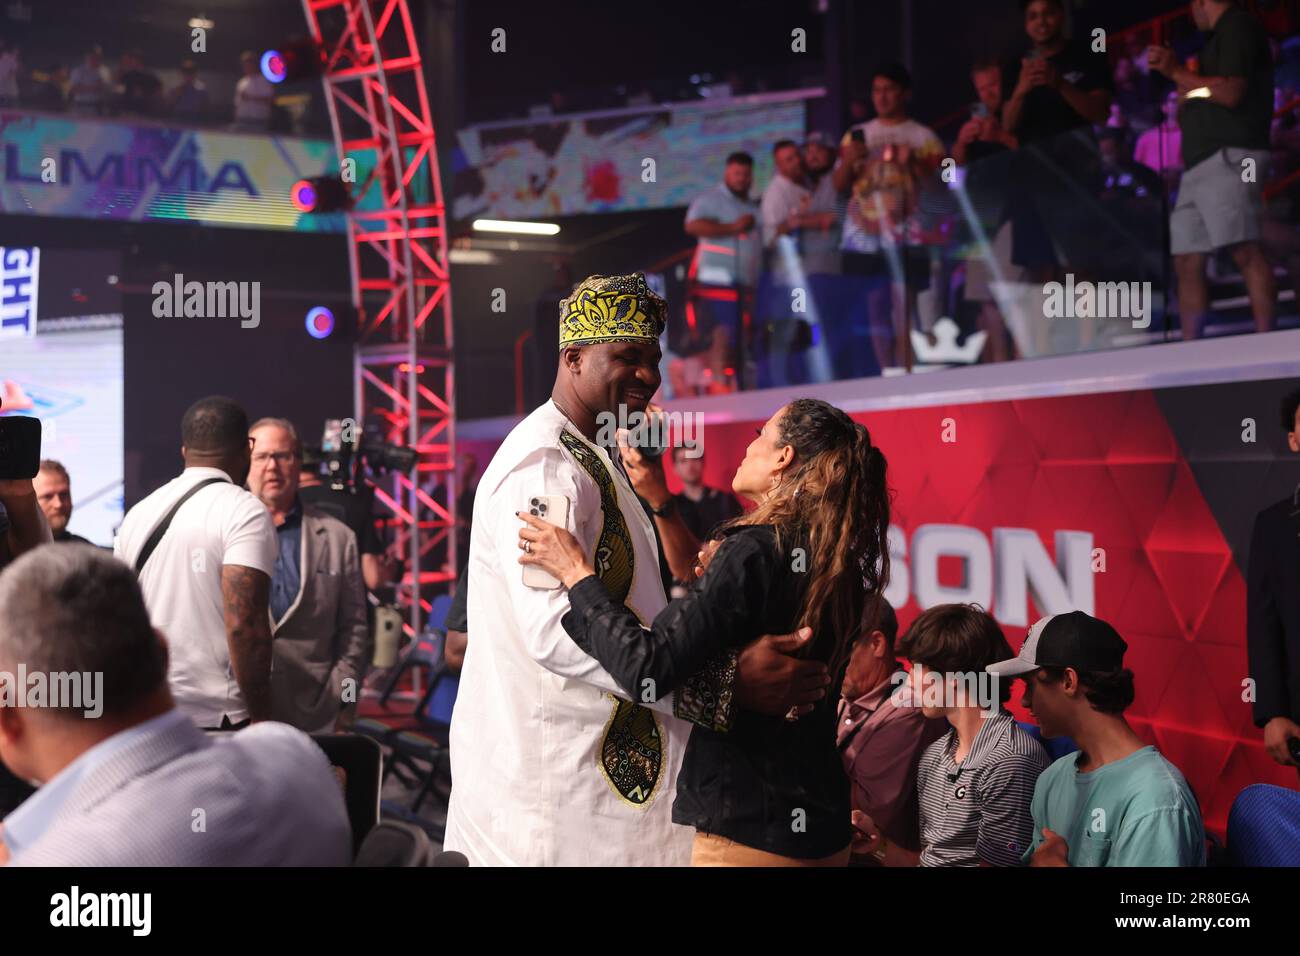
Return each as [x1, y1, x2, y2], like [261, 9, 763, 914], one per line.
[302, 0, 456, 641]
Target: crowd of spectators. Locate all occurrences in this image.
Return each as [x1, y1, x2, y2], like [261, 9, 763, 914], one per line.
[0, 39, 301, 133]
[670, 0, 1300, 395]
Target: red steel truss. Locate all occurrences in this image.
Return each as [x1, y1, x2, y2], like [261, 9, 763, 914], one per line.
[302, 0, 456, 641]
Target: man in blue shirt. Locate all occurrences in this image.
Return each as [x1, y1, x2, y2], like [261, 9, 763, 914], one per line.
[989, 611, 1206, 867]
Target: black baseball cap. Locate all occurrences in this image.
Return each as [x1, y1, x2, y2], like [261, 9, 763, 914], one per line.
[986, 611, 1127, 677]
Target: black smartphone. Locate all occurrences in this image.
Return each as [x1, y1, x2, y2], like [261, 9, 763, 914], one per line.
[0, 416, 42, 480]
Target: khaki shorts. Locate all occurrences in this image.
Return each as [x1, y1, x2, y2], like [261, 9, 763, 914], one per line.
[1170, 147, 1269, 255]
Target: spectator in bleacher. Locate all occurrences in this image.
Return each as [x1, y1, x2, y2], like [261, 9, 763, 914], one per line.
[32, 460, 91, 545]
[955, 57, 1022, 364]
[247, 418, 370, 734]
[1134, 90, 1185, 196]
[839, 596, 946, 865]
[166, 59, 210, 121]
[27, 62, 68, 112]
[1247, 383, 1300, 778]
[1113, 51, 1157, 135]
[66, 45, 110, 115]
[683, 152, 761, 392]
[0, 545, 351, 866]
[1263, 93, 1300, 304]
[953, 58, 1019, 168]
[852, 604, 1049, 866]
[758, 139, 819, 385]
[1098, 127, 1162, 201]
[1003, 0, 1113, 282]
[833, 62, 944, 373]
[116, 49, 161, 117]
[1149, 0, 1277, 340]
[991, 612, 1206, 866]
[760, 139, 812, 265]
[1005, 0, 1113, 146]
[669, 446, 742, 543]
[233, 50, 274, 132]
[801, 132, 843, 277]
[0, 41, 20, 107]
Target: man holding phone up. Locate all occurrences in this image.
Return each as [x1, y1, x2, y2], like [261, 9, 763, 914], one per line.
[443, 273, 833, 866]
[0, 409, 51, 568]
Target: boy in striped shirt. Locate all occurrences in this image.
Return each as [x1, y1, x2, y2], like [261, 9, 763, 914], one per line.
[851, 604, 1048, 866]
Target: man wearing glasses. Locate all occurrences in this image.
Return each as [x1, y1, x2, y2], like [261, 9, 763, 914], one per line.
[247, 418, 369, 733]
[114, 396, 277, 730]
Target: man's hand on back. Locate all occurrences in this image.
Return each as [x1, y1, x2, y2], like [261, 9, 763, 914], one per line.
[734, 627, 831, 717]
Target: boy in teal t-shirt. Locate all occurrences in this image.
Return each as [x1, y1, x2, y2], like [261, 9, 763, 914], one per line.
[987, 611, 1206, 867]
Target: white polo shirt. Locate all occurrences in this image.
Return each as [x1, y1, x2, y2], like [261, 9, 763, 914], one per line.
[114, 467, 276, 727]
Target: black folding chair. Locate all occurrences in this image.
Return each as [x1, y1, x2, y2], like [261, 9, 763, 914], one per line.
[353, 819, 436, 867]
[311, 732, 384, 858]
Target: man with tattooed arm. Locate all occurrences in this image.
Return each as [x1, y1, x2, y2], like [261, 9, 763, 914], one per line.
[114, 396, 276, 730]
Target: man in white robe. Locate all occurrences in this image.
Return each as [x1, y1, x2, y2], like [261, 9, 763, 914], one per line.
[444, 273, 824, 865]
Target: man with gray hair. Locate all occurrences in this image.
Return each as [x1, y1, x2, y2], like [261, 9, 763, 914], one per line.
[247, 417, 369, 733]
[0, 545, 351, 866]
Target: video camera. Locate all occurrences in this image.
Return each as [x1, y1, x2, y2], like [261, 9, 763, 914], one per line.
[305, 418, 418, 492]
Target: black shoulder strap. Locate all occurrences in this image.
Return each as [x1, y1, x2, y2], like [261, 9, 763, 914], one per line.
[134, 477, 227, 576]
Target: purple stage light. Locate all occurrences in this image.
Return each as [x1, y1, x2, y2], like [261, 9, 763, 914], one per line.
[290, 179, 317, 212]
[306, 306, 334, 339]
[261, 50, 287, 84]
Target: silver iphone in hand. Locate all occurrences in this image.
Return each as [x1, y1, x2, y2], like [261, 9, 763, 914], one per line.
[522, 494, 571, 589]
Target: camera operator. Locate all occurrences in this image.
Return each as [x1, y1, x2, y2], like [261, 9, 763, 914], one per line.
[298, 444, 395, 592]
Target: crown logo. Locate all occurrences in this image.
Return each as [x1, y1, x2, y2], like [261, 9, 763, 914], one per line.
[910, 317, 986, 366]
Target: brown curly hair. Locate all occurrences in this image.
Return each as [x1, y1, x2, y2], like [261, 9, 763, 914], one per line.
[720, 398, 891, 674]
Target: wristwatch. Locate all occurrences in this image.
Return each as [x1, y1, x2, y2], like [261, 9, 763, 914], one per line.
[650, 498, 677, 518]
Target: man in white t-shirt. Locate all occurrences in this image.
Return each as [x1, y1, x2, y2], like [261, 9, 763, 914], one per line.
[114, 396, 276, 729]
[759, 139, 835, 385]
[832, 63, 944, 372]
[233, 50, 274, 131]
[67, 45, 110, 114]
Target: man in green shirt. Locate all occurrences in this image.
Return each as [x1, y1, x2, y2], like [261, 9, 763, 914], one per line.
[989, 611, 1206, 867]
[1148, 0, 1275, 341]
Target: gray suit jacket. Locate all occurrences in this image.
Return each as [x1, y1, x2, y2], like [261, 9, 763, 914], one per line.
[271, 507, 370, 733]
[10, 714, 351, 866]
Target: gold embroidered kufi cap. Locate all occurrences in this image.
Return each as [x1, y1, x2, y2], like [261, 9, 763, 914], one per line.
[558, 272, 666, 350]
